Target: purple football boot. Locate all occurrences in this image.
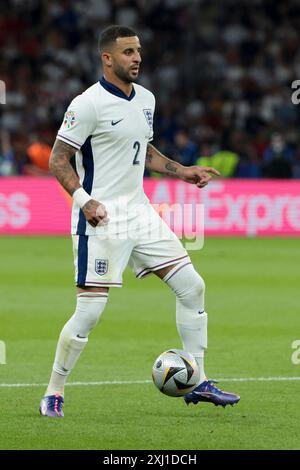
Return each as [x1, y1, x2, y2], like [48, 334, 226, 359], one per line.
[184, 380, 240, 407]
[39, 393, 64, 417]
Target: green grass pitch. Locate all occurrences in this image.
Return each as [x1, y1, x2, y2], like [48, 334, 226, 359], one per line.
[0, 235, 299, 450]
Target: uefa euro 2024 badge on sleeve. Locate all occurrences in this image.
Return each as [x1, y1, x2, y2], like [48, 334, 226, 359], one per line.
[63, 110, 76, 129]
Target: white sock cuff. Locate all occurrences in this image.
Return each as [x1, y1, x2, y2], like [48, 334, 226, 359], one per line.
[77, 292, 108, 301]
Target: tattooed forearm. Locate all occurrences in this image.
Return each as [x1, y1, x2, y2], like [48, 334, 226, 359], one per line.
[165, 162, 177, 174]
[49, 139, 80, 195]
[146, 146, 153, 164]
[145, 143, 183, 178]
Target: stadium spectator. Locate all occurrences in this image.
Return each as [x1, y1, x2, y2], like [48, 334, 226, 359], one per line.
[263, 133, 294, 178]
[171, 129, 199, 167]
[292, 145, 300, 178]
[0, 130, 14, 176]
[26, 141, 52, 175]
[197, 150, 239, 178]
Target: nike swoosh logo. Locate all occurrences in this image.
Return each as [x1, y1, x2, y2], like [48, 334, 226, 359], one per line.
[111, 119, 124, 126]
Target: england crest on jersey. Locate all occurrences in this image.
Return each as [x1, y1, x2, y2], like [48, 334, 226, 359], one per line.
[143, 109, 153, 129]
[95, 259, 108, 276]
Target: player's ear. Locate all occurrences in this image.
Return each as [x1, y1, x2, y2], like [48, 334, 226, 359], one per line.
[101, 52, 112, 67]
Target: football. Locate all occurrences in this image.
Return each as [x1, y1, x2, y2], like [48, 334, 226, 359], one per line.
[152, 349, 200, 397]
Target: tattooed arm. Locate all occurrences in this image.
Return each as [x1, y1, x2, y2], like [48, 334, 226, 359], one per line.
[49, 139, 108, 227]
[49, 139, 80, 195]
[145, 143, 220, 188]
[145, 143, 184, 178]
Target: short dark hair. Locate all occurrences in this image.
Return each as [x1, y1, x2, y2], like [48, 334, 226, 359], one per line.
[98, 25, 137, 53]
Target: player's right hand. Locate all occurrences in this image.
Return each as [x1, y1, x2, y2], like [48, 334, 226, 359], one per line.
[82, 200, 109, 227]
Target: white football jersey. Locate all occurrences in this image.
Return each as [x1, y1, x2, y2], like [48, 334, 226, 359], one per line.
[57, 77, 155, 235]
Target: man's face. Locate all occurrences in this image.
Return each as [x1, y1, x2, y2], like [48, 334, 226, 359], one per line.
[104, 36, 142, 83]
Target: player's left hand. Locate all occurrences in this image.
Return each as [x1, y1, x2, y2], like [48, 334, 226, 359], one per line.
[180, 166, 220, 188]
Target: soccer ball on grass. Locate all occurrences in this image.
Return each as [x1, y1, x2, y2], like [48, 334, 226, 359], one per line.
[152, 349, 200, 397]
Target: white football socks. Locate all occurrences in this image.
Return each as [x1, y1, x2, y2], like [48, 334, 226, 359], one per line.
[45, 292, 108, 397]
[163, 262, 207, 384]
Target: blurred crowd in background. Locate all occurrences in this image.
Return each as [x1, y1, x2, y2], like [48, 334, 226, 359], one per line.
[1, 0, 300, 178]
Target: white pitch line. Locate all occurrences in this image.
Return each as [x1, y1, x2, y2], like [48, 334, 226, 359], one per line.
[0, 377, 300, 388]
[218, 376, 300, 382]
[0, 380, 152, 388]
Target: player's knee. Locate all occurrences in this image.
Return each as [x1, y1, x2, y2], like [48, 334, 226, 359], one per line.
[190, 273, 205, 300]
[81, 303, 103, 331]
[71, 293, 108, 336]
[164, 262, 205, 313]
[175, 267, 205, 302]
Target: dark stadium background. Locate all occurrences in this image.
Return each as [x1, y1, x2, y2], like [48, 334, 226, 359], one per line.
[1, 0, 300, 179]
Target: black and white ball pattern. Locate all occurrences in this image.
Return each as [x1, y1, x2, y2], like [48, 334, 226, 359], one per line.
[152, 349, 200, 397]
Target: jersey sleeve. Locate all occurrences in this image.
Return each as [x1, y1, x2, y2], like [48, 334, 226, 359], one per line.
[148, 129, 154, 142]
[57, 94, 97, 150]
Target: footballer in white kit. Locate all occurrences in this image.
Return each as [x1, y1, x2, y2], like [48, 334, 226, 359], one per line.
[40, 25, 240, 418]
[57, 76, 188, 288]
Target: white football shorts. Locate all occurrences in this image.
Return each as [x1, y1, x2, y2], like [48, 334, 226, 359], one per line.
[72, 204, 189, 287]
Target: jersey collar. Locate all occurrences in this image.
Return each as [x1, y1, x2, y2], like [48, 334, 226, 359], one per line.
[99, 76, 136, 101]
